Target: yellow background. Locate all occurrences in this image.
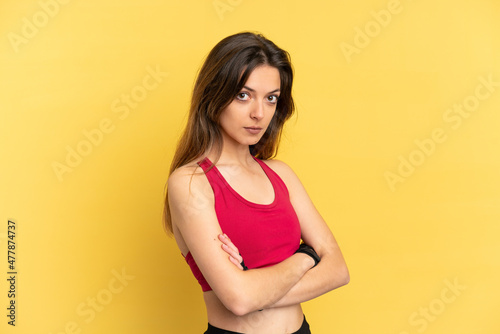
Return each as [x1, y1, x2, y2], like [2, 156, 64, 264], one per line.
[1, 0, 499, 333]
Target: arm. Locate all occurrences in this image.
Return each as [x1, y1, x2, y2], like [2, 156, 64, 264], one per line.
[263, 159, 350, 307]
[219, 160, 350, 308]
[168, 166, 315, 316]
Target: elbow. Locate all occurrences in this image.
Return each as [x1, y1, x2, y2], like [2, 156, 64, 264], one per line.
[217, 286, 255, 317]
[224, 295, 254, 317]
[341, 266, 350, 286]
[328, 262, 350, 290]
[332, 252, 350, 288]
[337, 264, 350, 287]
[228, 302, 251, 317]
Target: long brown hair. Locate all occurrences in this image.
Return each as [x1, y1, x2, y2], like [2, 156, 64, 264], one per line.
[164, 31, 295, 234]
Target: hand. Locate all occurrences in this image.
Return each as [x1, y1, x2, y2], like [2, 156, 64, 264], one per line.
[218, 234, 245, 270]
[295, 251, 316, 270]
[294, 243, 321, 269]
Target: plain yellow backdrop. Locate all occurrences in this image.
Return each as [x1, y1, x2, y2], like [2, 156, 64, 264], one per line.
[1, 0, 499, 333]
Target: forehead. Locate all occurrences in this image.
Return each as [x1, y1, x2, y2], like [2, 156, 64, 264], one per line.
[243, 65, 281, 91]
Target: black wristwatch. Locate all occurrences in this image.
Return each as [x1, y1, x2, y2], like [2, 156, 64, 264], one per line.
[240, 259, 249, 271]
[294, 243, 321, 268]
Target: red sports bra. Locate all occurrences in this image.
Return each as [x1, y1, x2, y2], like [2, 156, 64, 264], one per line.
[183, 156, 301, 292]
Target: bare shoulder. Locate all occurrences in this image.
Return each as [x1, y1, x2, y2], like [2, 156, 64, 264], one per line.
[260, 158, 302, 187]
[262, 158, 297, 177]
[167, 161, 212, 206]
[169, 162, 198, 185]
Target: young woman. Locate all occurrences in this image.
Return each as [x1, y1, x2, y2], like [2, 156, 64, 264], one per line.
[165, 32, 349, 334]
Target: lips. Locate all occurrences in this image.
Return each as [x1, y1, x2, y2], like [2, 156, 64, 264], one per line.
[244, 127, 262, 134]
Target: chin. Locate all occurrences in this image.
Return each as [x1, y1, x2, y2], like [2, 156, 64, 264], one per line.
[248, 138, 263, 146]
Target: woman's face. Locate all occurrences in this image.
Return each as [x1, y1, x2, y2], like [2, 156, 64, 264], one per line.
[219, 65, 281, 148]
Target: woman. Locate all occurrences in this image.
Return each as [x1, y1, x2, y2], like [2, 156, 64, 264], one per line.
[165, 31, 349, 334]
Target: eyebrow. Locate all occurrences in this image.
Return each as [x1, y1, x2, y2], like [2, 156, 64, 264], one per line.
[243, 86, 280, 94]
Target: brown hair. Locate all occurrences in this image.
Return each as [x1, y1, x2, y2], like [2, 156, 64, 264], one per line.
[164, 31, 295, 234]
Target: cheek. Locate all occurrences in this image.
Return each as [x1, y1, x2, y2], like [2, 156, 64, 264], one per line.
[219, 109, 240, 133]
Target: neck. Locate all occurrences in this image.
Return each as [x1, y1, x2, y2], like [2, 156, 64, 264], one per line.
[207, 135, 255, 167]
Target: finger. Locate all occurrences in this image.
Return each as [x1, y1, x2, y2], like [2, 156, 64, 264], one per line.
[221, 244, 242, 262]
[219, 234, 240, 254]
[229, 255, 244, 270]
[219, 233, 238, 251]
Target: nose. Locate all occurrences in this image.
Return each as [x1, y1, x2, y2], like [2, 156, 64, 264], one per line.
[250, 100, 265, 121]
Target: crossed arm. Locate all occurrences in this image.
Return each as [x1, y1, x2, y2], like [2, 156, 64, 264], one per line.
[219, 159, 350, 309]
[168, 160, 349, 316]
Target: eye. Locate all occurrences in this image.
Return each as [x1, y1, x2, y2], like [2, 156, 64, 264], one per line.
[267, 95, 279, 104]
[236, 92, 250, 101]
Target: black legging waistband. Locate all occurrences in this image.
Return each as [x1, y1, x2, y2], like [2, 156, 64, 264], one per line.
[204, 315, 311, 334]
